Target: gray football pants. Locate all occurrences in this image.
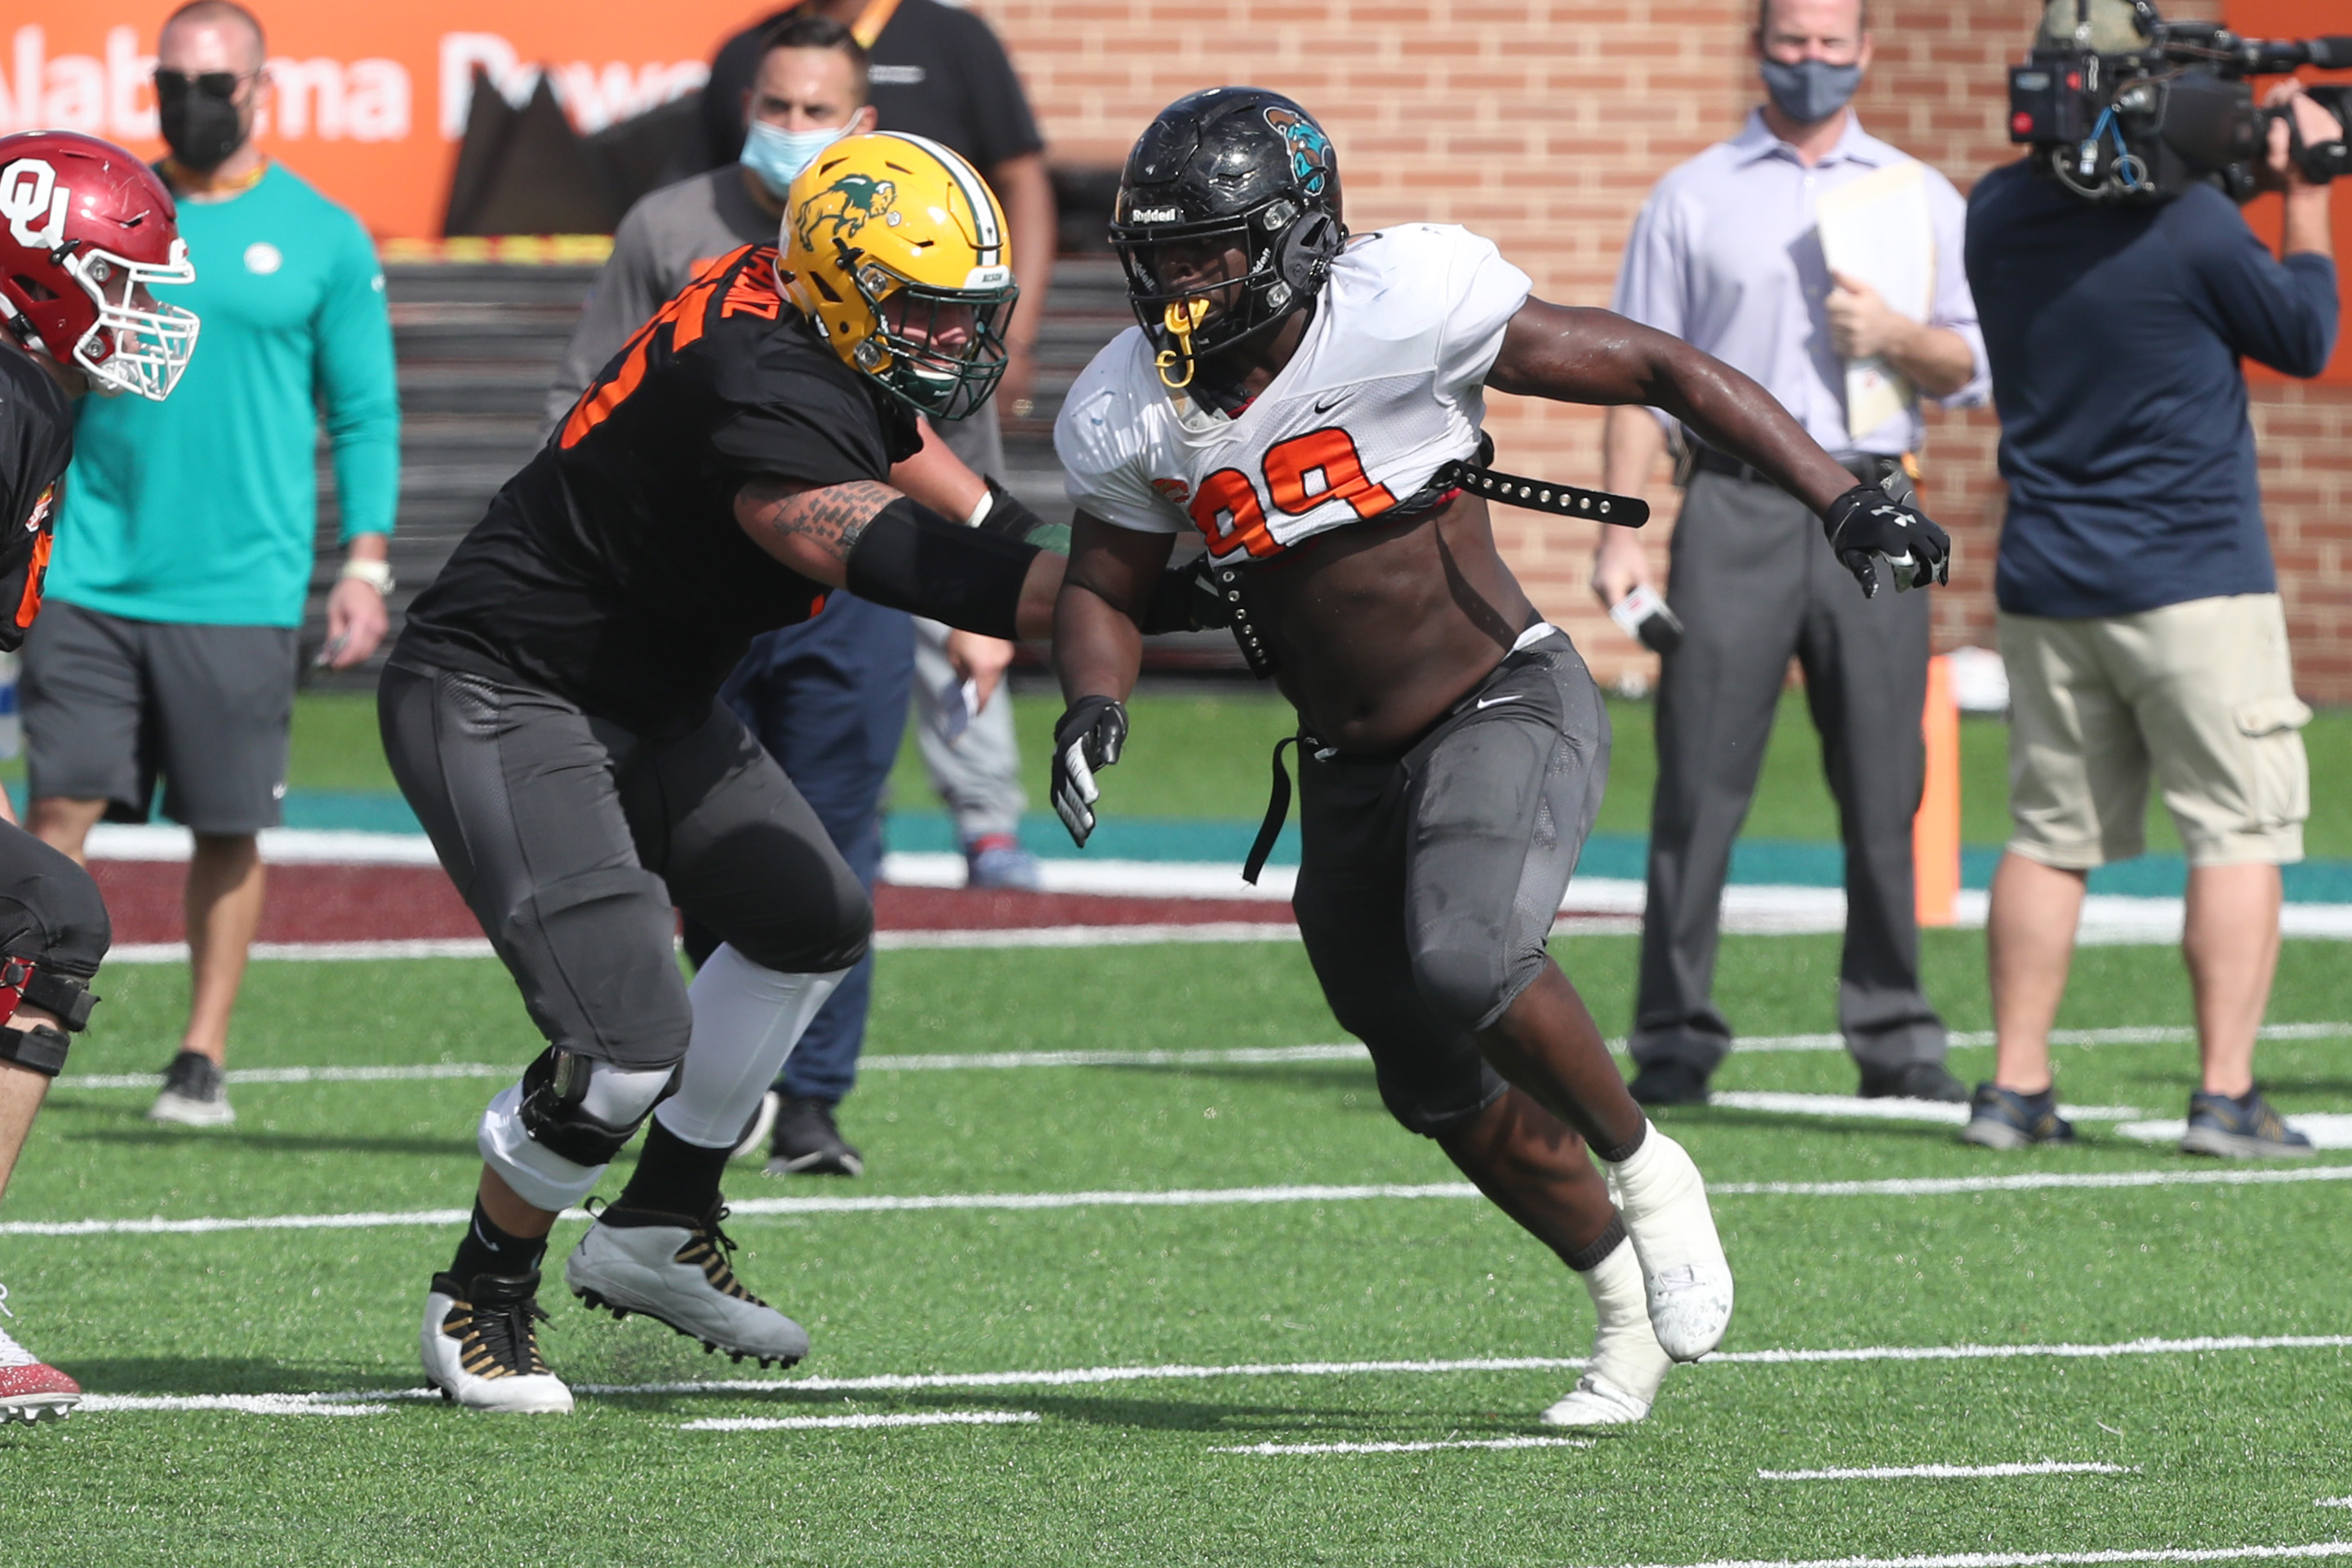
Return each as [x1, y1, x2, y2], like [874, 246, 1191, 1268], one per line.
[1294, 632, 1609, 1137]
[914, 402, 1028, 842]
[1630, 469, 1948, 1077]
[380, 662, 871, 1072]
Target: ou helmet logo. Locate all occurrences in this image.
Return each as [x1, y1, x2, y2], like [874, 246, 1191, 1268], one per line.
[0, 160, 70, 252]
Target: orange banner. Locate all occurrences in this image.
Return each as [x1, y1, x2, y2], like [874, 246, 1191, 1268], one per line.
[0, 2, 778, 238]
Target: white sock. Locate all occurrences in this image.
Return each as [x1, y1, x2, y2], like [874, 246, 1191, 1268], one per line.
[652, 944, 848, 1149]
[1578, 1235, 1670, 1403]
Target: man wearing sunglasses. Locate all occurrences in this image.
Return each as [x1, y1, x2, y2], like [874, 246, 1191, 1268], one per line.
[22, 1, 400, 1131]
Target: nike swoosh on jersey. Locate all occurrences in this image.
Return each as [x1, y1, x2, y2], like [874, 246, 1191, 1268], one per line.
[1313, 393, 1344, 413]
[1474, 695, 1523, 709]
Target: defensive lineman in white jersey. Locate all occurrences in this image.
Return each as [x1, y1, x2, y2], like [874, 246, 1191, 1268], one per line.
[1048, 88, 1950, 1424]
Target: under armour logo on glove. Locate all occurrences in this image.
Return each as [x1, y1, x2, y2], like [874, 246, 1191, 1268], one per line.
[1821, 483, 1951, 598]
[1051, 695, 1129, 847]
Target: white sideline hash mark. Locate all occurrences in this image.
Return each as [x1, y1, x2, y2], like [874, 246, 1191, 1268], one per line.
[1214, 1435, 1593, 1455]
[680, 1410, 1039, 1433]
[14, 1166, 2352, 1237]
[1758, 1461, 2138, 1480]
[1594, 1544, 2352, 1568]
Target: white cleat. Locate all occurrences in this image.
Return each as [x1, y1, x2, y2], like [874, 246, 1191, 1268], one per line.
[1603, 1122, 1734, 1361]
[420, 1271, 575, 1414]
[1541, 1232, 1675, 1428]
[565, 1202, 809, 1368]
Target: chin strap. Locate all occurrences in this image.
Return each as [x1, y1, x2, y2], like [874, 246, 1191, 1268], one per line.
[1154, 298, 1210, 389]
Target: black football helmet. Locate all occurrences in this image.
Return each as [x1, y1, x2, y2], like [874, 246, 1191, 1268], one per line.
[1109, 87, 1346, 387]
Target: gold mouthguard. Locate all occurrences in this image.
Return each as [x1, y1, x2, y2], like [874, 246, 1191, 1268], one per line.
[1154, 297, 1212, 390]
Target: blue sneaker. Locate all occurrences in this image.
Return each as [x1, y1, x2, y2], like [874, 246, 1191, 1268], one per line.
[1961, 1083, 2076, 1149]
[2181, 1088, 2314, 1160]
[963, 833, 1041, 891]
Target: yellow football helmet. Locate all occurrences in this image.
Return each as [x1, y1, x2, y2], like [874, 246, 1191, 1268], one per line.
[778, 132, 1018, 422]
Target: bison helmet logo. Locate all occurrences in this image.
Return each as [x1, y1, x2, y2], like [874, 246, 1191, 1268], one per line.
[795, 172, 899, 257]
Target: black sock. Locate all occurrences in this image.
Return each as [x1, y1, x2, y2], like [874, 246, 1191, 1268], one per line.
[615, 1117, 730, 1219]
[447, 1197, 548, 1284]
[1594, 1122, 1647, 1166]
[1562, 1213, 1629, 1273]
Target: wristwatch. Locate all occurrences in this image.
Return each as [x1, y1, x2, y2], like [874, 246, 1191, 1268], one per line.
[338, 556, 395, 596]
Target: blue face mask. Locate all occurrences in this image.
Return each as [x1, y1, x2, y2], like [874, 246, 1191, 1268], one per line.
[741, 118, 854, 199]
[1758, 56, 1863, 125]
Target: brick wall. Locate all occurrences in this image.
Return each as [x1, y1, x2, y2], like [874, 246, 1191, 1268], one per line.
[976, 0, 2352, 700]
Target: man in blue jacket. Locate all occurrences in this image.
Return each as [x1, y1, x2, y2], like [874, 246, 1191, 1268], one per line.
[1962, 0, 2340, 1157]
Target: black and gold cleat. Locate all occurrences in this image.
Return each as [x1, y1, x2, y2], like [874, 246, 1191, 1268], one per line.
[564, 1200, 808, 1368]
[419, 1269, 573, 1413]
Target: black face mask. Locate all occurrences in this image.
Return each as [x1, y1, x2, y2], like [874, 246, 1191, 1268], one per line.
[154, 71, 250, 171]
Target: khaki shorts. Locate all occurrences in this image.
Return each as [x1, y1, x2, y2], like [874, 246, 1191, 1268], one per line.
[2000, 594, 2310, 869]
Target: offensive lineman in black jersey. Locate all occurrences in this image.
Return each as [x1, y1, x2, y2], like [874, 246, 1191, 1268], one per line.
[0, 130, 202, 1423]
[385, 133, 1071, 1411]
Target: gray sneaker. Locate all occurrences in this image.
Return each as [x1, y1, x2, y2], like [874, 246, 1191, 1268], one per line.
[1960, 1083, 2075, 1149]
[148, 1051, 234, 1126]
[2181, 1088, 2314, 1160]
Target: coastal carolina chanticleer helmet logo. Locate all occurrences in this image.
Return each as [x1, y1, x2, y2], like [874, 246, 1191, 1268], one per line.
[1262, 106, 1332, 198]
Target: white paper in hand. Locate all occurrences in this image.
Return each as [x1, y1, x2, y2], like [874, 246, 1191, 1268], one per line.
[1816, 160, 1936, 442]
[940, 674, 981, 744]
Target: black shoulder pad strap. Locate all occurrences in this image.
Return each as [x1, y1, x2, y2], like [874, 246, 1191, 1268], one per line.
[1438, 460, 1648, 527]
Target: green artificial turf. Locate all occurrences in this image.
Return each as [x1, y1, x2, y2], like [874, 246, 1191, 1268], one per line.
[4, 935, 2348, 1564]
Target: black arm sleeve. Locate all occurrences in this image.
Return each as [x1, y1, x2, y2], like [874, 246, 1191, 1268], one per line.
[845, 496, 1040, 639]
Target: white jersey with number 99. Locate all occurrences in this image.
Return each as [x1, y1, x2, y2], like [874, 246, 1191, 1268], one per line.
[1055, 224, 1533, 565]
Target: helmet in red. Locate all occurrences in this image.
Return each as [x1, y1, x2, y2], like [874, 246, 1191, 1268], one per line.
[0, 130, 198, 401]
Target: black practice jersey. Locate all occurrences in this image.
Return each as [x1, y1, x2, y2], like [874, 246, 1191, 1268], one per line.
[398, 245, 922, 734]
[0, 347, 74, 653]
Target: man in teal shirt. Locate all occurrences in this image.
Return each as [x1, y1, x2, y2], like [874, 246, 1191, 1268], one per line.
[20, 0, 398, 1127]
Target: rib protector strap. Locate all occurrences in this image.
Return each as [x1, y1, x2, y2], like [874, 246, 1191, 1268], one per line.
[18, 967, 96, 1031]
[516, 1047, 677, 1167]
[0, 1024, 69, 1077]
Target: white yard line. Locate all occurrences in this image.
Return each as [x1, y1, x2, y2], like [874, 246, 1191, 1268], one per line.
[2319, 1500, 2352, 1510]
[73, 1332, 2352, 1418]
[1594, 1546, 2352, 1568]
[678, 1410, 1038, 1433]
[2115, 1115, 2352, 1151]
[54, 1019, 2351, 1090]
[12, 1165, 2352, 1238]
[1757, 1461, 2138, 1481]
[78, 1393, 394, 1416]
[1213, 1435, 1594, 1455]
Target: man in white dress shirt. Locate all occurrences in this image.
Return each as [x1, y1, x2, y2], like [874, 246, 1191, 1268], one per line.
[1594, 0, 1989, 1108]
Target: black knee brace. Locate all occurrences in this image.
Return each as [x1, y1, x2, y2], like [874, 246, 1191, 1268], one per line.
[516, 1047, 678, 1167]
[0, 954, 96, 1078]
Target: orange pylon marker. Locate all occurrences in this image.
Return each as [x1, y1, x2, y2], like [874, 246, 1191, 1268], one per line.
[1914, 653, 1960, 927]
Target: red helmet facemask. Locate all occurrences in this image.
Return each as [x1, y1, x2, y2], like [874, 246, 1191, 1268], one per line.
[0, 130, 199, 401]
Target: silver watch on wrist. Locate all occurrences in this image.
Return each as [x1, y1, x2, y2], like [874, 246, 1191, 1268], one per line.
[337, 556, 395, 596]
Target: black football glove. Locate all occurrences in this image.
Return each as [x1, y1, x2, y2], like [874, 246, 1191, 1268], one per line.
[1137, 555, 1231, 634]
[976, 475, 1071, 554]
[1051, 695, 1128, 847]
[1821, 482, 1950, 598]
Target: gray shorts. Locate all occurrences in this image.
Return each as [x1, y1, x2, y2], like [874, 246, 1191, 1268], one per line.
[20, 602, 296, 834]
[1292, 630, 1609, 1137]
[379, 660, 871, 1072]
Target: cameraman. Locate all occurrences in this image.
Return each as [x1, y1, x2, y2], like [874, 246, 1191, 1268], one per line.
[1962, 0, 2339, 1157]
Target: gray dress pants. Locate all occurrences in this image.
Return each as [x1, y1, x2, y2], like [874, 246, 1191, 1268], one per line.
[1629, 469, 1948, 1077]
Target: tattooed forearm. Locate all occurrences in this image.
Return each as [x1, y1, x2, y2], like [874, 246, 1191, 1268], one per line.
[734, 477, 901, 584]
